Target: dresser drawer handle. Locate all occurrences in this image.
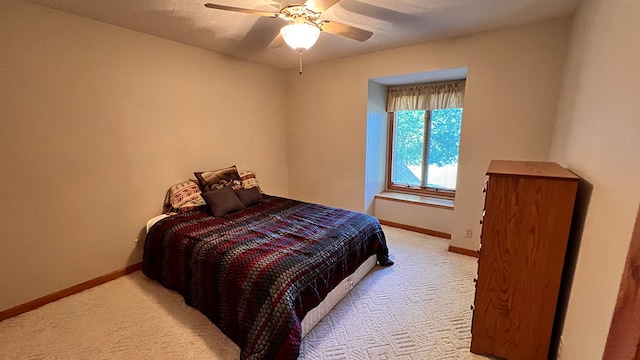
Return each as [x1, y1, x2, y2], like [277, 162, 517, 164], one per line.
[470, 304, 475, 311]
[479, 219, 483, 225]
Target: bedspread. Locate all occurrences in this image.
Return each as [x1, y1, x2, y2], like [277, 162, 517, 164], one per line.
[142, 196, 392, 360]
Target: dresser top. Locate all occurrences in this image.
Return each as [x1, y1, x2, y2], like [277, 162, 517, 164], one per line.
[487, 160, 579, 180]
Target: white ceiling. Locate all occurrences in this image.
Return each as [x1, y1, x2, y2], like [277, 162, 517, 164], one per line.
[23, 0, 580, 69]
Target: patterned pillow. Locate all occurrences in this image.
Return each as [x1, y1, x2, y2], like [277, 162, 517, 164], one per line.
[194, 165, 243, 192]
[238, 169, 261, 192]
[164, 180, 206, 213]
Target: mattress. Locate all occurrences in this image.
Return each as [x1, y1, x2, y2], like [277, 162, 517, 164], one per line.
[301, 254, 376, 337]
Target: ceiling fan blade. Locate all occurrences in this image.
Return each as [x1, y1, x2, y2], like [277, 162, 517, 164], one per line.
[204, 3, 277, 17]
[304, 0, 341, 13]
[321, 21, 373, 42]
[240, 17, 286, 50]
[267, 33, 286, 49]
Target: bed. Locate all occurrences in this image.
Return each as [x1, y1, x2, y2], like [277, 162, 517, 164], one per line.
[142, 193, 393, 360]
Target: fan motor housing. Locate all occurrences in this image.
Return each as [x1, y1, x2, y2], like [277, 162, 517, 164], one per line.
[280, 0, 305, 11]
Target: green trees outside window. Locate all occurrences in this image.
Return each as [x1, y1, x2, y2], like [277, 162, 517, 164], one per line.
[391, 108, 462, 191]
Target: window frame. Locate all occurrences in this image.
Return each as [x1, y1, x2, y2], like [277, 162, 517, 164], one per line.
[386, 111, 457, 199]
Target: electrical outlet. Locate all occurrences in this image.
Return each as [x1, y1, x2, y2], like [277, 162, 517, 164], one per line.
[465, 229, 473, 238]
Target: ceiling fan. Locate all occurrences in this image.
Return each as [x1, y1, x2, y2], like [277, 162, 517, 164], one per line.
[204, 0, 373, 51]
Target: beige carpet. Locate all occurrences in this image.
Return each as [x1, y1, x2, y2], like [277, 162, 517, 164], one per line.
[0, 226, 487, 359]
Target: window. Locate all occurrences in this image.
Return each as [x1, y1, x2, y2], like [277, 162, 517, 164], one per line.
[386, 80, 465, 198]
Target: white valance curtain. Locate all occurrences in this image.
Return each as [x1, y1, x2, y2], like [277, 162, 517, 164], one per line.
[386, 80, 466, 112]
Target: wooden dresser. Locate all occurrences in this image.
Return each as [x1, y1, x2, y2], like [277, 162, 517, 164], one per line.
[470, 160, 579, 359]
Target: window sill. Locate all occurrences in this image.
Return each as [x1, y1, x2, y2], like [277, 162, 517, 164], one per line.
[375, 191, 454, 210]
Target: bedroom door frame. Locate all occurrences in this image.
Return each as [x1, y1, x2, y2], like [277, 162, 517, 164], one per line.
[603, 203, 640, 359]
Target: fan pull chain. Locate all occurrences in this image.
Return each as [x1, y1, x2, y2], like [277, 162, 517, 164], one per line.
[298, 51, 303, 79]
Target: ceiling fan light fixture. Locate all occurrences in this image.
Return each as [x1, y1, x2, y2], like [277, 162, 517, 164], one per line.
[280, 23, 321, 50]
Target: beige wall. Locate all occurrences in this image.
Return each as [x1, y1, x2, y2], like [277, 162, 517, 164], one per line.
[285, 18, 571, 252]
[550, 0, 640, 357]
[363, 80, 388, 214]
[0, 1, 288, 311]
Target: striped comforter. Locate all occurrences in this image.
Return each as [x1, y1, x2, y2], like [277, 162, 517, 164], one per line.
[142, 196, 392, 360]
